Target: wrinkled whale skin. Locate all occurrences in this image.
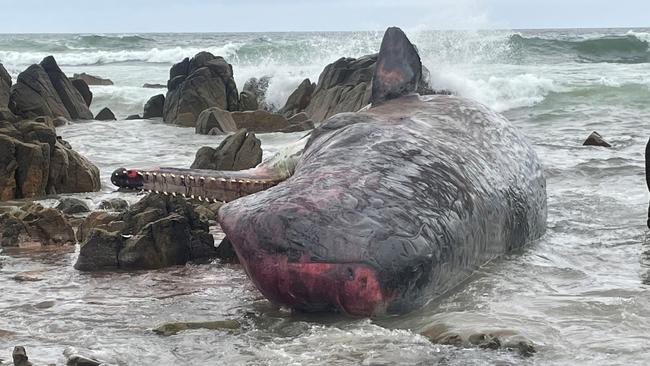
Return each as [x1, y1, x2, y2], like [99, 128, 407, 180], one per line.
[218, 94, 547, 316]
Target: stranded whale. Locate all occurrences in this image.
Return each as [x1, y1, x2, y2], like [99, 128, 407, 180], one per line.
[113, 27, 547, 316]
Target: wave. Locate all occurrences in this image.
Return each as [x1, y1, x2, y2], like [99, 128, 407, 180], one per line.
[73, 35, 156, 49]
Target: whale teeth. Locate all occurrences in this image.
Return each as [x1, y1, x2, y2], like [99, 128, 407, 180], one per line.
[218, 178, 227, 182]
[172, 192, 177, 197]
[198, 196, 203, 201]
[148, 189, 153, 193]
[152, 172, 157, 176]
[210, 177, 216, 182]
[170, 174, 176, 178]
[163, 191, 168, 195]
[199, 176, 205, 181]
[230, 179, 237, 183]
[155, 190, 159, 194]
[145, 172, 150, 177]
[182, 193, 187, 198]
[180, 175, 185, 179]
[189, 176, 195, 181]
[136, 172, 143, 177]
[161, 173, 167, 178]
[190, 195, 195, 199]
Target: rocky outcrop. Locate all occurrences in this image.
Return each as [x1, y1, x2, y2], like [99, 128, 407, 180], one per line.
[240, 76, 271, 111]
[142, 83, 166, 89]
[195, 107, 237, 135]
[72, 73, 113, 86]
[74, 194, 217, 271]
[99, 198, 129, 211]
[40, 56, 93, 120]
[77, 211, 123, 242]
[281, 112, 315, 133]
[0, 118, 101, 200]
[583, 131, 611, 148]
[95, 107, 116, 121]
[191, 129, 262, 170]
[280, 78, 315, 118]
[0, 203, 75, 247]
[71, 78, 92, 107]
[230, 110, 290, 133]
[9, 64, 71, 120]
[125, 114, 141, 120]
[0, 63, 15, 122]
[163, 52, 240, 127]
[143, 94, 164, 119]
[56, 197, 90, 215]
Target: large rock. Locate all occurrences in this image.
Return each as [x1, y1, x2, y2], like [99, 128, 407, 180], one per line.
[75, 195, 217, 271]
[77, 211, 123, 242]
[0, 63, 14, 120]
[230, 110, 289, 133]
[240, 76, 271, 111]
[72, 73, 113, 86]
[280, 78, 315, 118]
[163, 52, 240, 127]
[40, 56, 94, 120]
[9, 64, 71, 119]
[195, 107, 237, 135]
[71, 78, 92, 107]
[143, 94, 164, 119]
[0, 203, 75, 247]
[583, 131, 611, 148]
[95, 107, 116, 121]
[190, 129, 262, 170]
[56, 197, 90, 215]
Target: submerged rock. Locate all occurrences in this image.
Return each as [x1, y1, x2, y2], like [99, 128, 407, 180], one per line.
[95, 107, 116, 121]
[142, 83, 166, 89]
[125, 114, 141, 120]
[153, 320, 240, 336]
[12, 346, 33, 366]
[143, 94, 165, 119]
[98, 198, 129, 211]
[583, 131, 611, 148]
[56, 197, 90, 215]
[72, 73, 113, 86]
[421, 324, 537, 357]
[66, 355, 101, 366]
[191, 129, 262, 171]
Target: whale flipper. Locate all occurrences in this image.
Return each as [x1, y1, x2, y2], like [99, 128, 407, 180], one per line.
[370, 27, 423, 105]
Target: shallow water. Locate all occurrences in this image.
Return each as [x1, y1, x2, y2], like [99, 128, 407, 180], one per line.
[2, 29, 650, 365]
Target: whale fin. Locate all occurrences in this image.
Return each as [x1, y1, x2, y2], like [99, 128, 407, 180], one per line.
[370, 27, 423, 106]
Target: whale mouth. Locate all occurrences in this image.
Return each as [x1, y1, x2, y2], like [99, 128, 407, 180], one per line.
[231, 246, 389, 316]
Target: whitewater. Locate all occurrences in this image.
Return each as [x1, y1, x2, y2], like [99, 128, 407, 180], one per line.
[1, 28, 650, 365]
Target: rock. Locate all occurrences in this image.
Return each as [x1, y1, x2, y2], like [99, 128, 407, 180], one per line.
[66, 355, 101, 366]
[142, 83, 166, 89]
[40, 56, 94, 120]
[163, 52, 240, 126]
[56, 197, 90, 215]
[195, 107, 237, 135]
[230, 110, 289, 133]
[143, 94, 164, 119]
[74, 229, 124, 271]
[52, 117, 69, 127]
[71, 79, 92, 107]
[9, 64, 71, 120]
[153, 320, 240, 336]
[0, 109, 17, 123]
[77, 211, 123, 242]
[72, 73, 113, 86]
[12, 346, 33, 366]
[421, 325, 537, 358]
[0, 213, 29, 247]
[99, 198, 129, 211]
[48, 140, 101, 195]
[190, 129, 262, 170]
[0, 135, 18, 200]
[17, 203, 76, 245]
[281, 112, 314, 132]
[583, 131, 611, 148]
[0, 63, 12, 117]
[216, 236, 238, 263]
[125, 114, 141, 120]
[280, 78, 315, 118]
[14, 139, 50, 198]
[12, 271, 45, 282]
[241, 76, 271, 111]
[95, 107, 116, 121]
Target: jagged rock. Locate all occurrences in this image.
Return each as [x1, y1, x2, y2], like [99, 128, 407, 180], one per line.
[75, 228, 124, 271]
[0, 63, 12, 118]
[163, 52, 240, 126]
[72, 73, 113, 86]
[216, 236, 238, 263]
[240, 76, 271, 111]
[230, 110, 289, 133]
[66, 354, 101, 366]
[48, 139, 101, 195]
[153, 320, 240, 336]
[142, 83, 166, 89]
[280, 112, 314, 132]
[125, 114, 141, 120]
[40, 56, 93, 120]
[77, 211, 123, 242]
[52, 117, 69, 127]
[56, 197, 90, 215]
[239, 90, 258, 111]
[195, 107, 237, 135]
[9, 64, 71, 119]
[71, 78, 92, 107]
[95, 107, 116, 121]
[12, 346, 33, 366]
[280, 78, 315, 118]
[0, 212, 29, 247]
[0, 203, 75, 247]
[143, 94, 164, 119]
[583, 131, 611, 148]
[98, 198, 129, 211]
[191, 129, 262, 170]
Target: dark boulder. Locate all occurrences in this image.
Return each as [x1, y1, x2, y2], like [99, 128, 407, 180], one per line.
[280, 112, 314, 132]
[0, 63, 12, 118]
[583, 131, 611, 148]
[71, 78, 92, 107]
[52, 116, 69, 127]
[191, 129, 262, 170]
[72, 73, 113, 86]
[99, 198, 129, 211]
[143, 94, 164, 119]
[195, 107, 237, 135]
[142, 83, 166, 89]
[95, 107, 116, 121]
[74, 229, 124, 271]
[56, 197, 90, 215]
[280, 78, 315, 118]
[216, 236, 238, 263]
[77, 211, 123, 242]
[40, 56, 94, 120]
[240, 76, 271, 111]
[230, 110, 290, 133]
[125, 114, 141, 120]
[0, 203, 75, 247]
[13, 346, 32, 366]
[163, 52, 240, 127]
[9, 64, 71, 119]
[48, 139, 101, 195]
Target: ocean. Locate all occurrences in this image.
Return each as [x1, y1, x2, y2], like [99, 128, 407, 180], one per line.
[1, 28, 650, 365]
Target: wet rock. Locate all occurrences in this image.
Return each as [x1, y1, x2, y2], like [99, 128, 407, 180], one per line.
[77, 211, 123, 242]
[583, 131, 611, 148]
[40, 56, 94, 120]
[98, 198, 129, 211]
[125, 114, 141, 120]
[12, 346, 32, 366]
[143, 94, 164, 119]
[163, 52, 240, 126]
[9, 64, 71, 120]
[0, 213, 29, 247]
[95, 107, 116, 121]
[153, 320, 240, 336]
[216, 236, 238, 263]
[240, 76, 271, 111]
[191, 129, 262, 170]
[0, 63, 12, 119]
[12, 271, 45, 282]
[281, 112, 315, 133]
[17, 203, 76, 245]
[280, 78, 315, 118]
[195, 107, 236, 135]
[421, 325, 537, 357]
[56, 197, 90, 215]
[72, 73, 113, 86]
[142, 83, 166, 89]
[52, 116, 69, 127]
[71, 78, 92, 107]
[230, 110, 289, 133]
[75, 229, 124, 271]
[66, 355, 101, 366]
